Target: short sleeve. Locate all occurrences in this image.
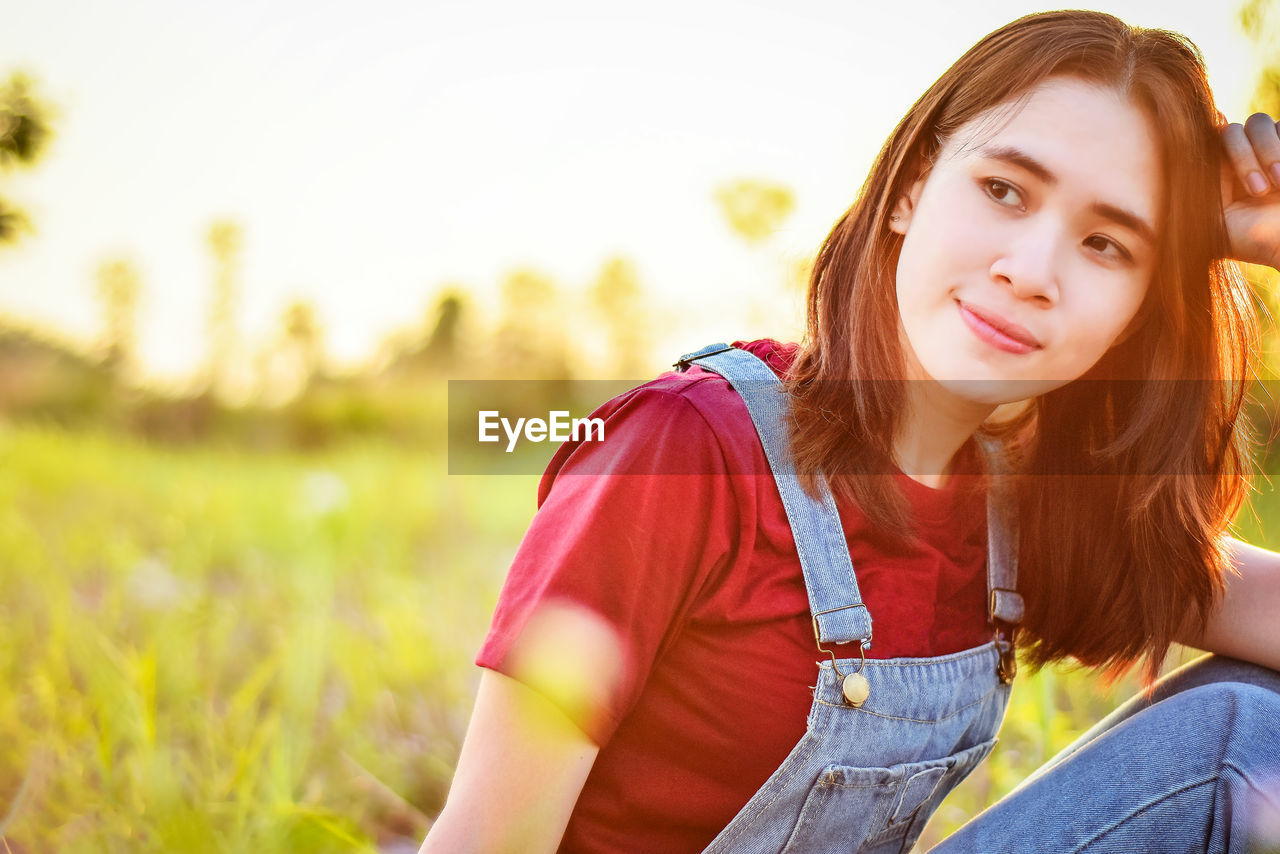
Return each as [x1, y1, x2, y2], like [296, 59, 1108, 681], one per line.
[475, 385, 743, 745]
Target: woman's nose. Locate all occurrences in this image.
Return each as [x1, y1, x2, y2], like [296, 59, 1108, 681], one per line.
[988, 229, 1061, 306]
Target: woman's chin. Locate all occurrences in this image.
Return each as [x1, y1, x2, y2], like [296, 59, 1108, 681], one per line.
[928, 375, 1056, 407]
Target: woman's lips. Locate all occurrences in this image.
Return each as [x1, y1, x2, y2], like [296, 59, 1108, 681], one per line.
[957, 301, 1042, 354]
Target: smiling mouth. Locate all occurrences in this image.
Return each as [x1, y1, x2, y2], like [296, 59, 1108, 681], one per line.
[956, 301, 1043, 354]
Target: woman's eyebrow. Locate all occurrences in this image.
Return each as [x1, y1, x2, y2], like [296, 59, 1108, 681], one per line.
[975, 143, 1156, 246]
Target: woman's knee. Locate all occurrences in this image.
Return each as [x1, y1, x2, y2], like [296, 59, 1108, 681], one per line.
[1158, 679, 1280, 777]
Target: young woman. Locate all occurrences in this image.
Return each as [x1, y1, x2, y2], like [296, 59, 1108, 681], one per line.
[422, 10, 1280, 853]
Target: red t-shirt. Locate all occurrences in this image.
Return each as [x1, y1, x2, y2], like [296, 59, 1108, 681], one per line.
[476, 339, 991, 853]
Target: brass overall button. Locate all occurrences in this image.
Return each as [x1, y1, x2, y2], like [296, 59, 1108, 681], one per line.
[841, 672, 870, 707]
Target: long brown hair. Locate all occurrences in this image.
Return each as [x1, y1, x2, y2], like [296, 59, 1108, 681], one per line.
[785, 10, 1255, 685]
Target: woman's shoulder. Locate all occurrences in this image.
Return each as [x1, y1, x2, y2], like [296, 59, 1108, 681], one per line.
[536, 339, 795, 487]
[608, 338, 795, 437]
[638, 337, 798, 411]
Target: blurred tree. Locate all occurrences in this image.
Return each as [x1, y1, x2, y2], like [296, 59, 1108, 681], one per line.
[95, 258, 141, 377]
[0, 71, 54, 247]
[283, 298, 324, 388]
[252, 298, 325, 405]
[787, 253, 816, 294]
[714, 179, 795, 244]
[422, 290, 464, 368]
[1241, 0, 1280, 116]
[589, 256, 650, 377]
[492, 268, 571, 379]
[716, 179, 804, 339]
[373, 286, 479, 382]
[205, 220, 243, 397]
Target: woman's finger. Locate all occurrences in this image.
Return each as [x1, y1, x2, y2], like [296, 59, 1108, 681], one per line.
[1221, 158, 1238, 207]
[1222, 122, 1270, 197]
[1243, 112, 1280, 190]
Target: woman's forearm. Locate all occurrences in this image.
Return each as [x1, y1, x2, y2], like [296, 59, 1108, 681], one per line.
[419, 669, 599, 854]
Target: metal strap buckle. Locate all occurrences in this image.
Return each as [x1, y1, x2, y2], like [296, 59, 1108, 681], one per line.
[995, 628, 1017, 684]
[811, 604, 872, 680]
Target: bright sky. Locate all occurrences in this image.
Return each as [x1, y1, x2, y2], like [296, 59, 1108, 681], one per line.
[0, 0, 1262, 381]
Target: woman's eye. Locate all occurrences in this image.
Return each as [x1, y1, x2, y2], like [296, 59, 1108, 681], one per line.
[1084, 234, 1132, 262]
[982, 178, 1024, 209]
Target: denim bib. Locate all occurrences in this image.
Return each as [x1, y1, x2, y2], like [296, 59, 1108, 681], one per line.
[676, 344, 1024, 854]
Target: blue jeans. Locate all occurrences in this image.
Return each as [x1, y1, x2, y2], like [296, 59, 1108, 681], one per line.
[930, 655, 1280, 853]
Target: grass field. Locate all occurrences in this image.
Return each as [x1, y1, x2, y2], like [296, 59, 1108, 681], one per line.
[1, 421, 1274, 851]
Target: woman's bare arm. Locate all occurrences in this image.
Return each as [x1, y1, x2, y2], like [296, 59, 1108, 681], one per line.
[1179, 537, 1280, 672]
[418, 669, 600, 854]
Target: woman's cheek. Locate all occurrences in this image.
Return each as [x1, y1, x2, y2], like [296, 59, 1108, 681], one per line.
[1087, 282, 1146, 347]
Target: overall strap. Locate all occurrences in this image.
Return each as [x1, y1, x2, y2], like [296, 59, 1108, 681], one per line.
[981, 441, 1024, 687]
[985, 472, 1024, 627]
[676, 343, 873, 646]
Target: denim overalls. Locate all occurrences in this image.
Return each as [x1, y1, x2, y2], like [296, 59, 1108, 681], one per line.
[677, 344, 1026, 854]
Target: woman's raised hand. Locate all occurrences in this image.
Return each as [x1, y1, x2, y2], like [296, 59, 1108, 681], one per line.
[1221, 112, 1280, 269]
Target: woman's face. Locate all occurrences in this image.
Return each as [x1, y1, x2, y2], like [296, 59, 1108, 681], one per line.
[890, 76, 1162, 405]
